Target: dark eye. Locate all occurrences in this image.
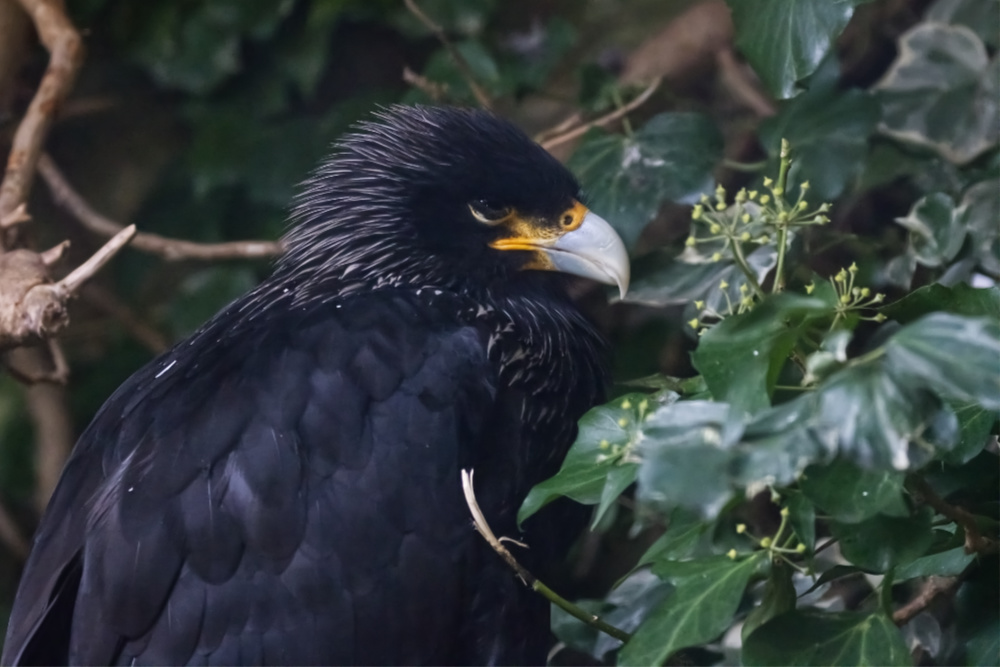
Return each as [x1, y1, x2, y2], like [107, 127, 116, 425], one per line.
[469, 199, 511, 225]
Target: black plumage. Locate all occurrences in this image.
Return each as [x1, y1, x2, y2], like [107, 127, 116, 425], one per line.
[3, 106, 628, 665]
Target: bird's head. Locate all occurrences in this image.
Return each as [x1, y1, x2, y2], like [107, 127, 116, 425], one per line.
[279, 105, 629, 298]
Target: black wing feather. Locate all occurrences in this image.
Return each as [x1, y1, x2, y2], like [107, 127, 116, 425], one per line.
[4, 290, 497, 665]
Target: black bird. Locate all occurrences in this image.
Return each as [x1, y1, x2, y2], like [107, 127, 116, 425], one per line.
[3, 105, 629, 666]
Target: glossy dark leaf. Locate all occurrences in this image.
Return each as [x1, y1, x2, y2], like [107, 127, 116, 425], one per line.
[944, 401, 998, 465]
[831, 507, 934, 572]
[518, 392, 677, 525]
[785, 490, 816, 551]
[636, 401, 745, 517]
[568, 113, 723, 249]
[726, 0, 868, 99]
[893, 193, 969, 268]
[800, 459, 908, 523]
[895, 545, 976, 580]
[619, 553, 766, 666]
[886, 313, 1000, 410]
[692, 293, 832, 414]
[743, 610, 911, 666]
[884, 284, 1000, 323]
[759, 87, 880, 201]
[928, 0, 1000, 48]
[742, 562, 796, 640]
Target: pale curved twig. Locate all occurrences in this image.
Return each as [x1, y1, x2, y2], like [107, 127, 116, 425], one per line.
[38, 154, 283, 261]
[539, 78, 662, 152]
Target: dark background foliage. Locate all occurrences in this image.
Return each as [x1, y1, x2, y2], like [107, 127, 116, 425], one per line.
[0, 0, 996, 664]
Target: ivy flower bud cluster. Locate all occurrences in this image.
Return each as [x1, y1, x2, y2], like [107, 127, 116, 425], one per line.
[829, 262, 886, 328]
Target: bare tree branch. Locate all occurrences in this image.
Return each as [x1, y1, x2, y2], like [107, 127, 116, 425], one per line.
[403, 0, 492, 109]
[38, 154, 284, 261]
[893, 575, 962, 626]
[0, 0, 83, 250]
[907, 475, 998, 555]
[539, 78, 662, 152]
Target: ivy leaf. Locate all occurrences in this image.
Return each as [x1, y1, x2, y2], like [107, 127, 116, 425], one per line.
[785, 490, 816, 551]
[726, 0, 868, 99]
[875, 24, 999, 164]
[743, 610, 911, 666]
[568, 113, 723, 249]
[518, 392, 676, 526]
[636, 401, 745, 517]
[800, 459, 908, 524]
[895, 545, 976, 580]
[884, 284, 1000, 323]
[893, 193, 969, 268]
[742, 562, 796, 640]
[886, 313, 1000, 410]
[405, 40, 505, 105]
[831, 507, 934, 572]
[758, 87, 880, 201]
[625, 245, 777, 308]
[619, 553, 767, 666]
[945, 401, 998, 465]
[927, 0, 1000, 49]
[692, 293, 832, 414]
[813, 360, 957, 471]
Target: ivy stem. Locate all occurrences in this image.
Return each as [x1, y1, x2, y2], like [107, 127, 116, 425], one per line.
[772, 138, 792, 293]
[730, 239, 764, 299]
[461, 470, 633, 644]
[722, 158, 768, 172]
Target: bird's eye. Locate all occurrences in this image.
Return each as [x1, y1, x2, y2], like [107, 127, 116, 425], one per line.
[469, 200, 512, 225]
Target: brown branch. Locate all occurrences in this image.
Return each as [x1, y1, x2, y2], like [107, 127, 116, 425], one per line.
[892, 575, 962, 626]
[38, 154, 284, 261]
[23, 371, 73, 510]
[539, 78, 662, 152]
[0, 0, 83, 250]
[0, 226, 135, 351]
[716, 48, 777, 118]
[402, 66, 449, 103]
[907, 475, 998, 555]
[0, 203, 30, 228]
[403, 0, 492, 109]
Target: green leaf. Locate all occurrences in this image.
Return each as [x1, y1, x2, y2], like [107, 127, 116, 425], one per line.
[726, 0, 867, 99]
[893, 193, 969, 268]
[895, 545, 976, 580]
[831, 507, 934, 572]
[692, 293, 832, 414]
[815, 360, 957, 471]
[886, 313, 1000, 410]
[884, 284, 1000, 323]
[800, 459, 908, 523]
[568, 113, 723, 249]
[635, 511, 711, 568]
[636, 401, 745, 517]
[962, 179, 1000, 276]
[945, 401, 998, 465]
[625, 245, 777, 308]
[619, 553, 766, 666]
[742, 561, 797, 641]
[743, 610, 912, 666]
[785, 490, 816, 551]
[595, 570, 673, 659]
[875, 24, 998, 164]
[759, 87, 880, 201]
[405, 40, 505, 105]
[518, 392, 676, 525]
[927, 0, 1000, 49]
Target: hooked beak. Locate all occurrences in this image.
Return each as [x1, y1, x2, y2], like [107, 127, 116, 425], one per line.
[490, 204, 630, 298]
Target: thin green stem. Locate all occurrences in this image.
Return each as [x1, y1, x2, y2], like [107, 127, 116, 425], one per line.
[772, 139, 792, 292]
[773, 224, 789, 293]
[534, 581, 633, 643]
[730, 241, 764, 299]
[723, 158, 768, 173]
